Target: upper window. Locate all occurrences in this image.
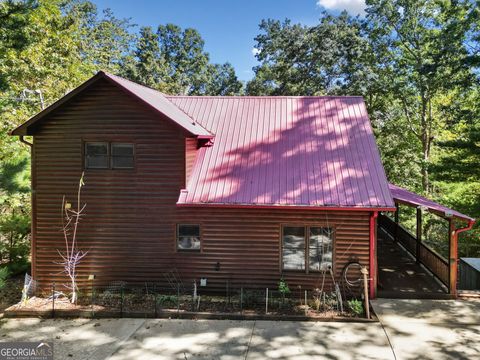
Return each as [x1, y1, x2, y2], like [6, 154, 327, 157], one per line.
[282, 226, 333, 272]
[177, 224, 201, 251]
[85, 142, 134, 169]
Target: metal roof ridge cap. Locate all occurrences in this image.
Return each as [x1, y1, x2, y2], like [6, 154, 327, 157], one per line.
[166, 95, 366, 99]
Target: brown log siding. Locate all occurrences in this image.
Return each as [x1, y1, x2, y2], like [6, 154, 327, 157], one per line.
[185, 137, 197, 184]
[31, 79, 371, 293]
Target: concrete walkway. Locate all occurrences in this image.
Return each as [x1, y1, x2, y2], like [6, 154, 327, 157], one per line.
[371, 298, 480, 360]
[1, 299, 479, 359]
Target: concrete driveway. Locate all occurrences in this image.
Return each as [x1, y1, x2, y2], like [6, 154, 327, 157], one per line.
[371, 298, 480, 360]
[1, 299, 479, 359]
[0, 317, 393, 359]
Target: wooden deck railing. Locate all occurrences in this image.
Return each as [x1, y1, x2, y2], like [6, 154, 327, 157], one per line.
[378, 214, 449, 287]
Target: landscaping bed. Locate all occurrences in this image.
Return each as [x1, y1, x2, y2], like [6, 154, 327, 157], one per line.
[4, 290, 374, 322]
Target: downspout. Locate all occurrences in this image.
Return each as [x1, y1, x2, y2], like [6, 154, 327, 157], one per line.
[451, 219, 475, 296]
[19, 135, 32, 147]
[369, 211, 378, 300]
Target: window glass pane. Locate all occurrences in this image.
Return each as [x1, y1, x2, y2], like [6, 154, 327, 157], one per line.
[178, 225, 200, 250]
[85, 143, 108, 169]
[282, 226, 305, 270]
[112, 143, 134, 169]
[309, 227, 333, 271]
[112, 156, 134, 168]
[112, 143, 134, 156]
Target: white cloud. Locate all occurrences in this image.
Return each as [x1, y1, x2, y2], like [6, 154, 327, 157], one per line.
[251, 47, 261, 57]
[317, 0, 366, 15]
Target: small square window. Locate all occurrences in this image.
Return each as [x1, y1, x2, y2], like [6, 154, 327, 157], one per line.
[111, 143, 134, 169]
[85, 142, 109, 169]
[177, 224, 201, 251]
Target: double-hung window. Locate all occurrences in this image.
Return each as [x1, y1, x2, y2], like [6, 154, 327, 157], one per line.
[282, 226, 333, 272]
[85, 142, 134, 169]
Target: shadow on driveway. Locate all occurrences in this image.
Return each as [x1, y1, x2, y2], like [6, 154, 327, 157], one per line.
[1, 318, 394, 360]
[371, 298, 480, 360]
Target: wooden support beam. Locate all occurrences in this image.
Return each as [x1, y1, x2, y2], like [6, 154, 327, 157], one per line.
[416, 207, 422, 263]
[449, 219, 457, 296]
[394, 203, 399, 242]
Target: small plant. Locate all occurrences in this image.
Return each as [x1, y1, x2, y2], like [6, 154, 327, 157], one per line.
[156, 294, 177, 308]
[347, 298, 364, 317]
[278, 278, 290, 305]
[242, 289, 263, 307]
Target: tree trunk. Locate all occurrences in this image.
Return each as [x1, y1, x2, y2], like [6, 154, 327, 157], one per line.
[71, 277, 77, 304]
[420, 92, 431, 194]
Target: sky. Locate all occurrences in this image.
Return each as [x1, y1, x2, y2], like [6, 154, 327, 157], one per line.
[91, 0, 365, 81]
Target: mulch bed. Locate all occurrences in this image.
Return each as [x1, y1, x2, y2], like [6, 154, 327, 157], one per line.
[3, 294, 376, 322]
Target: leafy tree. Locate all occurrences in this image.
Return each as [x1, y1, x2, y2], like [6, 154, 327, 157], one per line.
[125, 26, 166, 89]
[0, 154, 30, 267]
[246, 13, 373, 96]
[0, 0, 39, 91]
[157, 24, 210, 95]
[203, 63, 243, 96]
[128, 23, 242, 95]
[67, 1, 136, 74]
[365, 0, 477, 193]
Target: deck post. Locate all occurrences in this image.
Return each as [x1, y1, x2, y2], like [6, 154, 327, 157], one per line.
[416, 207, 422, 263]
[369, 211, 378, 300]
[394, 203, 399, 242]
[448, 219, 457, 296]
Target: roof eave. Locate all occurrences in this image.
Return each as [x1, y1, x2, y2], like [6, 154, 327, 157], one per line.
[10, 71, 213, 138]
[10, 72, 106, 136]
[176, 202, 396, 212]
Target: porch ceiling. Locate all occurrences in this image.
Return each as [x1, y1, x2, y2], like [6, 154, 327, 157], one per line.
[388, 183, 475, 222]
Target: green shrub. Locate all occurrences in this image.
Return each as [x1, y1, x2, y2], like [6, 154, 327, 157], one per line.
[0, 267, 9, 290]
[156, 294, 177, 308]
[347, 298, 364, 316]
[278, 278, 290, 296]
[7, 259, 30, 276]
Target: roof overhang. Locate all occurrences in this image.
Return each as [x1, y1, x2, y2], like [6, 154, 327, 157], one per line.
[176, 204, 396, 211]
[11, 71, 213, 138]
[389, 183, 475, 223]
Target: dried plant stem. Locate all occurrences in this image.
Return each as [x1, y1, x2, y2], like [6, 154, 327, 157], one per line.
[56, 172, 88, 304]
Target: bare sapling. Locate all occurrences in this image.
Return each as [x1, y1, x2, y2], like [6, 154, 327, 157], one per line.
[56, 172, 88, 304]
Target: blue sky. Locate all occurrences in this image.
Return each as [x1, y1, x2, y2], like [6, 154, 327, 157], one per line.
[91, 0, 365, 81]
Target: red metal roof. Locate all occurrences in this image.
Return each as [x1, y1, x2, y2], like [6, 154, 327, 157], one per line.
[169, 96, 395, 209]
[11, 72, 212, 138]
[389, 183, 475, 222]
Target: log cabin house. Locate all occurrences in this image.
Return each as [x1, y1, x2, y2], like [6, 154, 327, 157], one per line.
[11, 72, 475, 298]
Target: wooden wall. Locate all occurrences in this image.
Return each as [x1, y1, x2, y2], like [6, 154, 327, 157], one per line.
[31, 79, 372, 293]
